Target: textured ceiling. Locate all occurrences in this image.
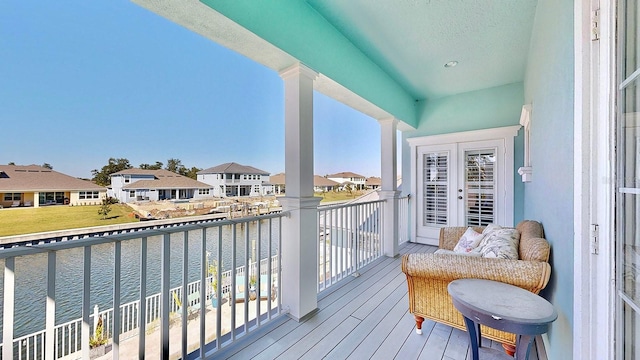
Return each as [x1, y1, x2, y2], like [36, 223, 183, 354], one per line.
[307, 0, 538, 99]
[133, 0, 538, 127]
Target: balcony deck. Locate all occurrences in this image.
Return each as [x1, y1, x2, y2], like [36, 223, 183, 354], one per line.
[213, 242, 540, 360]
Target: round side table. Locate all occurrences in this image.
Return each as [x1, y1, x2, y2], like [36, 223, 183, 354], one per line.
[447, 279, 557, 360]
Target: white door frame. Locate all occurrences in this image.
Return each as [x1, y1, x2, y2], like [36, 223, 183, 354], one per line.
[573, 0, 616, 359]
[409, 125, 519, 245]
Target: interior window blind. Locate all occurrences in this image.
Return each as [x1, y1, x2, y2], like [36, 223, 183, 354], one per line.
[465, 150, 496, 226]
[423, 152, 448, 226]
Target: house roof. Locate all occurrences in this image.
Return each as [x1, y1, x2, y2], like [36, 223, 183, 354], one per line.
[268, 173, 338, 187]
[365, 177, 381, 186]
[116, 168, 211, 190]
[314, 175, 338, 187]
[198, 162, 269, 175]
[270, 173, 285, 185]
[112, 168, 175, 176]
[327, 172, 365, 179]
[0, 165, 104, 192]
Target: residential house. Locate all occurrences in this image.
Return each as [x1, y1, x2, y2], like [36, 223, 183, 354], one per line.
[314, 175, 338, 193]
[327, 172, 366, 190]
[109, 168, 213, 203]
[269, 173, 339, 194]
[365, 176, 381, 190]
[269, 173, 285, 194]
[0, 164, 106, 207]
[197, 162, 272, 197]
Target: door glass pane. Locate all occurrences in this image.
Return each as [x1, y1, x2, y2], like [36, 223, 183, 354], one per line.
[618, 0, 640, 355]
[623, 0, 639, 80]
[623, 301, 640, 359]
[465, 150, 495, 226]
[422, 152, 448, 226]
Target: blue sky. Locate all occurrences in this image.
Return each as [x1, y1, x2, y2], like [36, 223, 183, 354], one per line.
[0, 1, 382, 179]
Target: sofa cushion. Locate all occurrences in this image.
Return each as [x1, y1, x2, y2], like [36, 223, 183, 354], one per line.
[474, 225, 520, 259]
[435, 248, 482, 257]
[453, 227, 484, 253]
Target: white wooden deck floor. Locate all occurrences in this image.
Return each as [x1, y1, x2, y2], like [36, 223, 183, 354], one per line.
[212, 242, 539, 360]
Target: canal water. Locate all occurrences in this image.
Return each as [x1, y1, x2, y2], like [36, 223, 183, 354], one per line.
[0, 220, 280, 339]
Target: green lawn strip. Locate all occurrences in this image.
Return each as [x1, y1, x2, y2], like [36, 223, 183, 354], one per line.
[317, 191, 366, 203]
[0, 204, 139, 237]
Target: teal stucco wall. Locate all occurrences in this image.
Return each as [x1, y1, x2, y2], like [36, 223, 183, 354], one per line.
[401, 82, 526, 224]
[522, 0, 574, 358]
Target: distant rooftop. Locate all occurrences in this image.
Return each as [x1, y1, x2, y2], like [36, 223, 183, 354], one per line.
[327, 172, 366, 179]
[198, 162, 269, 175]
[0, 165, 104, 191]
[269, 173, 339, 187]
[112, 168, 211, 189]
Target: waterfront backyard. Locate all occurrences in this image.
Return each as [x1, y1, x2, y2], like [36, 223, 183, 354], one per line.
[0, 204, 138, 237]
[0, 192, 368, 237]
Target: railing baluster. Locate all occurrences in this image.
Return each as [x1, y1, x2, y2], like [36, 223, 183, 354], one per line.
[199, 227, 207, 358]
[244, 222, 250, 334]
[230, 223, 237, 341]
[160, 233, 170, 358]
[267, 218, 273, 318]
[45, 251, 55, 360]
[216, 226, 222, 350]
[113, 240, 121, 359]
[256, 219, 262, 327]
[181, 230, 188, 359]
[139, 236, 147, 359]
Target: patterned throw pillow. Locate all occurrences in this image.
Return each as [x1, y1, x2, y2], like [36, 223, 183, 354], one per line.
[475, 225, 520, 259]
[453, 227, 484, 253]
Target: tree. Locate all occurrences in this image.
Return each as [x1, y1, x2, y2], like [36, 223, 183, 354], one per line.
[165, 158, 186, 175]
[8, 162, 15, 165]
[164, 159, 201, 179]
[91, 158, 132, 186]
[41, 163, 53, 169]
[345, 183, 353, 196]
[139, 161, 163, 170]
[183, 166, 202, 180]
[98, 196, 112, 220]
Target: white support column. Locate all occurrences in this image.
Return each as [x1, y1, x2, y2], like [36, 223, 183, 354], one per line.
[378, 118, 400, 257]
[279, 63, 321, 321]
[34, 191, 40, 208]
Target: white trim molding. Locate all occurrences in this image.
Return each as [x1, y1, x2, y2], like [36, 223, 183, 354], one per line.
[574, 0, 616, 359]
[518, 104, 533, 182]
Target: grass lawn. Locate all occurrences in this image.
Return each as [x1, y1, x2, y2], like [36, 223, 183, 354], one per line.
[0, 204, 139, 237]
[316, 190, 367, 203]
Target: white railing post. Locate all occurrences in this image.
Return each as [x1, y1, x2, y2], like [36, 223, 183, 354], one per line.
[379, 117, 400, 257]
[45, 251, 56, 360]
[93, 304, 99, 334]
[3, 257, 15, 360]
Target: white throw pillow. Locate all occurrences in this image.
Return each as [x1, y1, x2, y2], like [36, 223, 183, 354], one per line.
[476, 228, 521, 259]
[453, 227, 484, 253]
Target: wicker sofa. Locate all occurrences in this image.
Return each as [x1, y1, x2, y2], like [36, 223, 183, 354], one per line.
[401, 220, 551, 349]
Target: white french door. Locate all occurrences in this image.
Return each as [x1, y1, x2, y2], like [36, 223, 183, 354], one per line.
[410, 127, 517, 245]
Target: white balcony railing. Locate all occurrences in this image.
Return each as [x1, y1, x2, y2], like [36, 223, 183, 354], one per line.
[0, 213, 284, 360]
[317, 200, 384, 291]
[0, 196, 408, 359]
[398, 195, 411, 245]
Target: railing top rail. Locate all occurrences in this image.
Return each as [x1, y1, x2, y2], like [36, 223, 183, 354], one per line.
[317, 199, 385, 211]
[0, 211, 288, 260]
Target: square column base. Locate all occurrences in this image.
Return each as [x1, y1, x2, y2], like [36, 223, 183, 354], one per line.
[279, 196, 322, 321]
